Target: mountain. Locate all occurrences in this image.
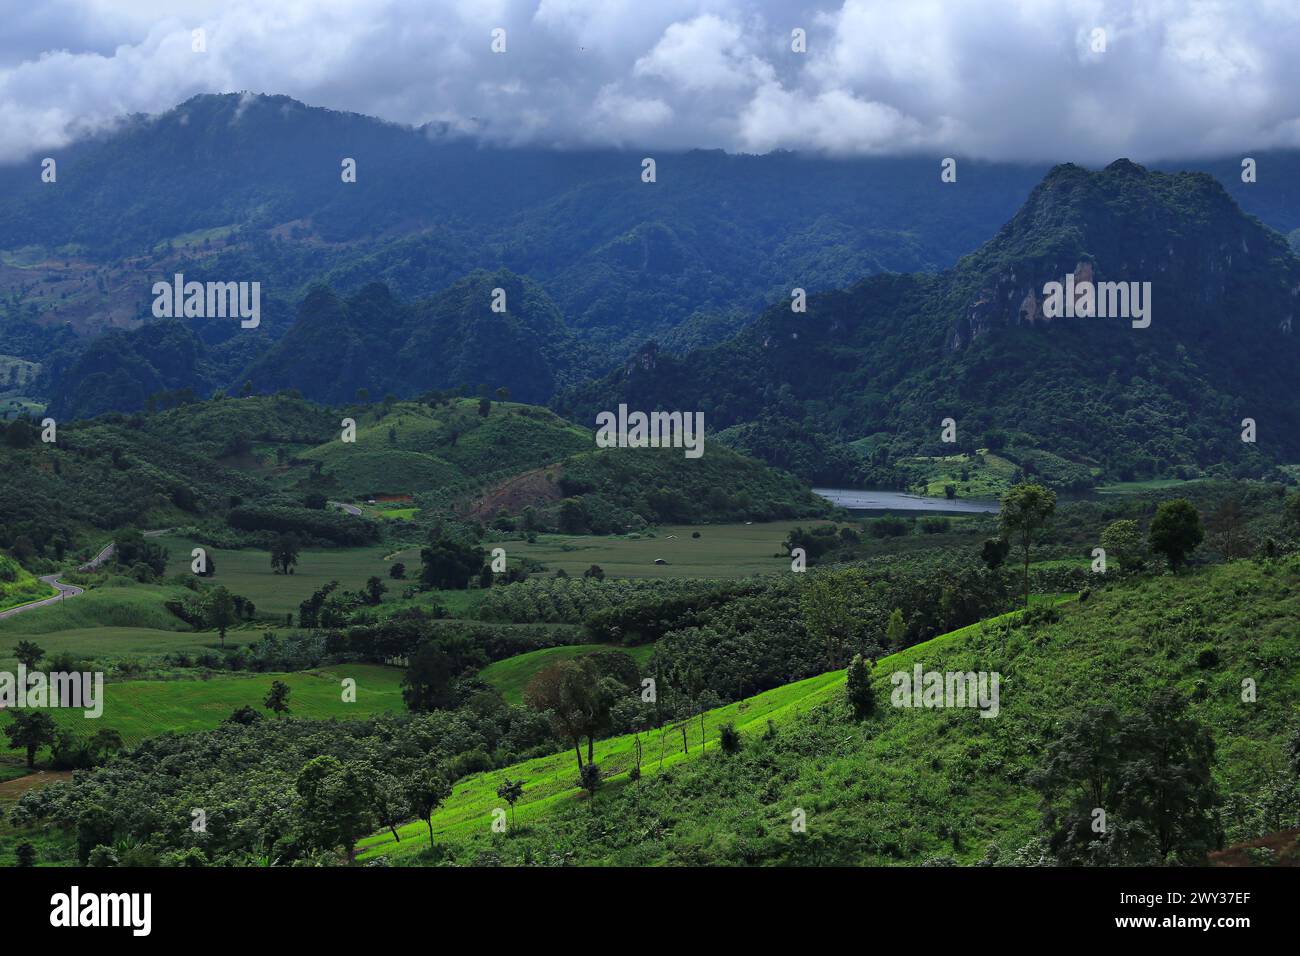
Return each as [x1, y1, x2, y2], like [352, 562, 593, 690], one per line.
[560, 160, 1300, 487]
[0, 93, 1045, 366]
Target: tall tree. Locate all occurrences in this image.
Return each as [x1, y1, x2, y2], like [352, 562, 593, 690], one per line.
[294, 755, 372, 862]
[4, 710, 57, 768]
[406, 765, 452, 849]
[264, 679, 291, 719]
[1148, 499, 1204, 570]
[13, 639, 43, 671]
[1000, 482, 1057, 607]
[206, 586, 237, 647]
[270, 533, 301, 575]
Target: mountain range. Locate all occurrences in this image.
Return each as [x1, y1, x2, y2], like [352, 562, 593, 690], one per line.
[5, 93, 1300, 487]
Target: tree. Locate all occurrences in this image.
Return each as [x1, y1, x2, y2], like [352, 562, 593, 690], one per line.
[365, 576, 387, 605]
[294, 755, 372, 861]
[1206, 498, 1248, 560]
[524, 658, 621, 771]
[15, 842, 36, 867]
[5, 710, 57, 768]
[1000, 483, 1057, 607]
[1030, 693, 1220, 864]
[1148, 499, 1204, 570]
[406, 765, 452, 849]
[389, 562, 406, 580]
[800, 571, 856, 668]
[206, 586, 237, 647]
[583, 564, 605, 581]
[979, 537, 1010, 570]
[270, 533, 301, 575]
[364, 768, 410, 844]
[419, 536, 485, 590]
[264, 680, 291, 719]
[885, 608, 906, 650]
[1099, 519, 1145, 572]
[13, 639, 43, 670]
[496, 777, 525, 828]
[845, 654, 875, 718]
[401, 641, 462, 712]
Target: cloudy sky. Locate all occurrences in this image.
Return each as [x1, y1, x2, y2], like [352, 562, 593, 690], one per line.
[2, 0, 1300, 164]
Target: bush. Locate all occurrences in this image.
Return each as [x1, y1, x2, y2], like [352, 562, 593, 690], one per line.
[1196, 646, 1219, 669]
[718, 722, 741, 754]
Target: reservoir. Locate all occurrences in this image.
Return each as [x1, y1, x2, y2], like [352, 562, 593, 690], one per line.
[813, 488, 999, 514]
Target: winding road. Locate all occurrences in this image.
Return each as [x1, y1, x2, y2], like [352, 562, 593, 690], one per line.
[0, 530, 171, 621]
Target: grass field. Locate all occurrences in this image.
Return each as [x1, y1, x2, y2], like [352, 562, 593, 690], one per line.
[0, 626, 240, 672]
[505, 522, 811, 579]
[1093, 478, 1191, 495]
[157, 535, 401, 617]
[0, 664, 406, 755]
[0, 583, 192, 638]
[480, 643, 657, 705]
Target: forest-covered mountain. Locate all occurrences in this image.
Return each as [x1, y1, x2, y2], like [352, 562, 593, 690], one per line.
[558, 160, 1300, 486]
[0, 92, 1045, 364]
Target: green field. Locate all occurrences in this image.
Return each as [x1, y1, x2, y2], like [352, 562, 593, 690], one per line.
[0, 626, 238, 672]
[1093, 478, 1191, 495]
[0, 582, 192, 639]
[480, 643, 657, 705]
[0, 664, 405, 754]
[157, 535, 401, 617]
[504, 522, 811, 579]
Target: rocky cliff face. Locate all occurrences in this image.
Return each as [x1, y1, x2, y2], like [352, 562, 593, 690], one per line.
[945, 160, 1300, 351]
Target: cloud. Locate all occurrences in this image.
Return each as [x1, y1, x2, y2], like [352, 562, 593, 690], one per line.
[1, 0, 1299, 163]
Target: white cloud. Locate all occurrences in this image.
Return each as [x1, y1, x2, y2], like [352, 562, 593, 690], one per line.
[1, 0, 1300, 163]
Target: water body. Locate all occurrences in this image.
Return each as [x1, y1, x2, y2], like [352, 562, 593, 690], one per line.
[813, 488, 1000, 514]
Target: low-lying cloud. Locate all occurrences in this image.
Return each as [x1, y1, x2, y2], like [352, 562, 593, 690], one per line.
[2, 0, 1299, 163]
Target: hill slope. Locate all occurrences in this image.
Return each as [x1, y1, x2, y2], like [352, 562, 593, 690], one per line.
[362, 557, 1300, 865]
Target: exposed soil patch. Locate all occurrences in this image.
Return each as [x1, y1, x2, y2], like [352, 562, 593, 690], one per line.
[464, 465, 564, 520]
[1208, 828, 1300, 866]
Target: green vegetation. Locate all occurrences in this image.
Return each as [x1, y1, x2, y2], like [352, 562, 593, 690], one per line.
[364, 558, 1300, 864]
[0, 553, 55, 612]
[0, 665, 404, 752]
[481, 644, 655, 705]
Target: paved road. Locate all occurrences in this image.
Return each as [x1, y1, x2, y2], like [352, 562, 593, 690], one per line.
[330, 500, 364, 516]
[0, 532, 170, 621]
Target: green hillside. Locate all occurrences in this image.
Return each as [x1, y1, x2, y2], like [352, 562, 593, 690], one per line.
[362, 557, 1300, 864]
[0, 553, 55, 612]
[297, 398, 589, 499]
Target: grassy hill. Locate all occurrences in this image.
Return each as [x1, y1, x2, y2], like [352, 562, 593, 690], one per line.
[361, 557, 1300, 864]
[297, 399, 590, 499]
